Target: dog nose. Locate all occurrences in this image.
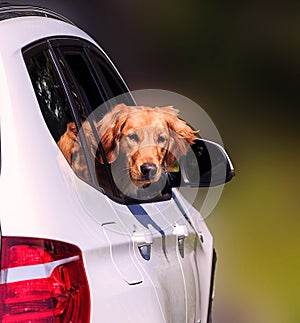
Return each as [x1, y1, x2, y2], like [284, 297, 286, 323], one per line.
[140, 163, 157, 179]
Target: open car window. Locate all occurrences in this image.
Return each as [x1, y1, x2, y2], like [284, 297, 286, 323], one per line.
[23, 38, 172, 204]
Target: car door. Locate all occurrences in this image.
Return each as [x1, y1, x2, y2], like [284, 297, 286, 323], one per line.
[23, 37, 203, 322]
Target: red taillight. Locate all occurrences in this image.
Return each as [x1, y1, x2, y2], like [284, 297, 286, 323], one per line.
[0, 237, 90, 322]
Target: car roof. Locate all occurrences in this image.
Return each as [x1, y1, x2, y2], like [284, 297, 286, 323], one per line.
[0, 3, 74, 25]
[0, 3, 98, 54]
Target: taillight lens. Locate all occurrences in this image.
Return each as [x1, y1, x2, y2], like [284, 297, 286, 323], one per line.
[0, 237, 90, 322]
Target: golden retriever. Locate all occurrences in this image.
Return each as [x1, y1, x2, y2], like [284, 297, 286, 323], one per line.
[57, 104, 198, 198]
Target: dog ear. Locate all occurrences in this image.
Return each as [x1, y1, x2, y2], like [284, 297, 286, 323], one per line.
[159, 106, 199, 168]
[96, 103, 131, 163]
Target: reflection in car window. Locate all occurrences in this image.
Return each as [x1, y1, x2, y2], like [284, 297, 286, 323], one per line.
[26, 50, 73, 142]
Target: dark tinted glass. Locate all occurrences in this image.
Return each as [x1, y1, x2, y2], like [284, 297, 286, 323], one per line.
[24, 47, 92, 184]
[26, 49, 73, 142]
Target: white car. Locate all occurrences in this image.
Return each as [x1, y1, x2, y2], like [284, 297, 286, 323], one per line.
[0, 5, 234, 323]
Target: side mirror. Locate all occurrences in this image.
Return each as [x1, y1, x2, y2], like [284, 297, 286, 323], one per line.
[169, 139, 234, 187]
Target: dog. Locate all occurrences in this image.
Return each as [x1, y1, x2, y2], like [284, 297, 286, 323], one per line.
[97, 104, 198, 197]
[57, 104, 198, 198]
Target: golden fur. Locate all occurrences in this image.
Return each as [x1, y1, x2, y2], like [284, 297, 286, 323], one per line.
[57, 122, 78, 165]
[57, 121, 97, 181]
[57, 104, 198, 195]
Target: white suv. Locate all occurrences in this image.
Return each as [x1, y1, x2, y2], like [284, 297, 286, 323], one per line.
[0, 5, 234, 323]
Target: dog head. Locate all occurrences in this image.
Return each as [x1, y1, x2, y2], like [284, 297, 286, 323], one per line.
[97, 104, 198, 188]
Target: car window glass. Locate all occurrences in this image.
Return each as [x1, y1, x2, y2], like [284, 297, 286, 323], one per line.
[26, 50, 72, 142]
[24, 48, 92, 184]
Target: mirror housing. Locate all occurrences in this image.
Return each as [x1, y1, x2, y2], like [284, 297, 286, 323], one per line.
[169, 139, 234, 187]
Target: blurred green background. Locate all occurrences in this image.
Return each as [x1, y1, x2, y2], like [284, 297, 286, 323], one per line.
[25, 0, 300, 321]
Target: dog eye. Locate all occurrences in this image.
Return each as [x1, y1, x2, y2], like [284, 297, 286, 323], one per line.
[158, 135, 166, 143]
[128, 133, 139, 142]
